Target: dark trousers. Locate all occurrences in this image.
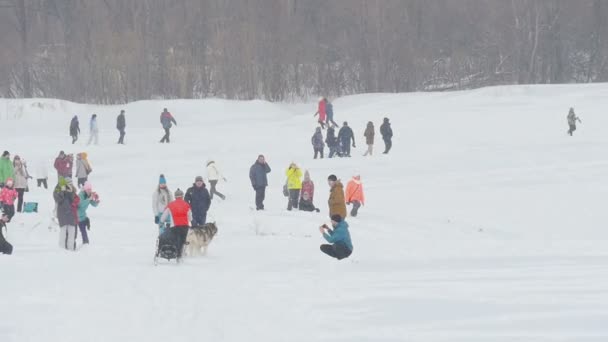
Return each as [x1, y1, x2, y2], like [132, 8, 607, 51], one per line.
[78, 177, 87, 188]
[173, 226, 189, 257]
[320, 243, 352, 260]
[383, 137, 392, 153]
[287, 189, 300, 210]
[118, 129, 125, 144]
[209, 180, 225, 200]
[160, 127, 171, 143]
[192, 212, 207, 226]
[350, 200, 361, 217]
[37, 178, 48, 189]
[326, 117, 338, 128]
[16, 188, 25, 212]
[328, 145, 338, 158]
[3, 204, 15, 222]
[0, 236, 12, 254]
[255, 187, 266, 210]
[568, 124, 576, 136]
[341, 141, 351, 157]
[78, 219, 90, 244]
[314, 147, 324, 159]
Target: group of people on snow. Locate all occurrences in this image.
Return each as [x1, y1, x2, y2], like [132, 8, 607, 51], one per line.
[0, 151, 33, 222]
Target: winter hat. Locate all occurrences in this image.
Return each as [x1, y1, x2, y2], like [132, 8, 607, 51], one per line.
[175, 188, 184, 198]
[5, 178, 13, 186]
[327, 174, 337, 182]
[304, 170, 311, 181]
[2, 151, 9, 157]
[383, 117, 389, 123]
[83, 181, 93, 192]
[206, 160, 214, 166]
[195, 176, 204, 182]
[331, 214, 342, 223]
[159, 174, 167, 185]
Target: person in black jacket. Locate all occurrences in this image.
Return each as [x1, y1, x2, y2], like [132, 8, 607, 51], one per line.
[326, 127, 339, 158]
[116, 110, 126, 144]
[70, 115, 80, 144]
[337, 121, 356, 157]
[380, 117, 393, 154]
[185, 176, 211, 226]
[0, 213, 13, 255]
[249, 155, 271, 210]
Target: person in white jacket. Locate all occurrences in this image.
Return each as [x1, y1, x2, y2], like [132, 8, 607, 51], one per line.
[206, 160, 226, 200]
[35, 159, 49, 189]
[87, 114, 99, 145]
[152, 174, 173, 235]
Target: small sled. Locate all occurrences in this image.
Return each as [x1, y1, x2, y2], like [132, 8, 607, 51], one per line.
[153, 229, 182, 265]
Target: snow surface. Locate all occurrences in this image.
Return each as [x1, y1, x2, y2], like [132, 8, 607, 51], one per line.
[1, 84, 608, 341]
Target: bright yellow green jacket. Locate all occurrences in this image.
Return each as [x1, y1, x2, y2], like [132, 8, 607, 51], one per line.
[285, 167, 303, 190]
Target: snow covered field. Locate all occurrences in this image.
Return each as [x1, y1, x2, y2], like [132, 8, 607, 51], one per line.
[1, 84, 608, 341]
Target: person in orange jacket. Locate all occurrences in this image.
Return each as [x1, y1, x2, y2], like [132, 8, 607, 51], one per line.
[345, 175, 365, 217]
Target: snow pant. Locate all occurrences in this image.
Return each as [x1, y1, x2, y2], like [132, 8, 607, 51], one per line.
[328, 145, 338, 158]
[314, 147, 324, 159]
[383, 137, 392, 153]
[160, 127, 171, 143]
[118, 129, 126, 144]
[173, 226, 189, 258]
[299, 200, 318, 212]
[287, 189, 300, 210]
[568, 124, 576, 136]
[326, 116, 338, 128]
[209, 180, 225, 200]
[317, 120, 326, 129]
[350, 200, 361, 217]
[363, 144, 373, 156]
[71, 134, 78, 144]
[77, 177, 87, 188]
[37, 178, 48, 189]
[16, 188, 25, 212]
[192, 212, 207, 226]
[0, 239, 12, 254]
[341, 141, 351, 157]
[87, 132, 99, 145]
[78, 218, 90, 244]
[2, 204, 15, 222]
[59, 225, 77, 250]
[254, 186, 266, 210]
[320, 243, 352, 260]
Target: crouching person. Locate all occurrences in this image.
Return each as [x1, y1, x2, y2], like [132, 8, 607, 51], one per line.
[0, 213, 13, 254]
[54, 178, 80, 251]
[319, 214, 353, 260]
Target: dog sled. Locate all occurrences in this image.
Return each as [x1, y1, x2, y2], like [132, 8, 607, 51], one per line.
[154, 228, 183, 265]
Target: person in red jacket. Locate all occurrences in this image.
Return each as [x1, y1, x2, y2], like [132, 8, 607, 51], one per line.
[160, 188, 191, 258]
[54, 151, 73, 180]
[314, 97, 327, 129]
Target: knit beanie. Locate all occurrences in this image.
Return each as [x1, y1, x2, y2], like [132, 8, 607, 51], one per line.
[159, 174, 167, 185]
[331, 214, 342, 223]
[174, 188, 184, 198]
[327, 174, 337, 182]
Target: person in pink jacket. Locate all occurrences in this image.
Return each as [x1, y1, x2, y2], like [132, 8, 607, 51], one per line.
[0, 178, 18, 221]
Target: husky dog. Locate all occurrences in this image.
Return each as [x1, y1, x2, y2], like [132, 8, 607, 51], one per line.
[185, 222, 218, 256]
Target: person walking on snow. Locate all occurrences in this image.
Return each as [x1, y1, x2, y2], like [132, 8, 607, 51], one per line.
[12, 156, 30, 213]
[325, 99, 339, 128]
[299, 170, 320, 212]
[314, 97, 327, 129]
[0, 178, 18, 221]
[567, 108, 582, 136]
[185, 176, 211, 226]
[326, 127, 339, 158]
[54, 151, 74, 180]
[116, 110, 126, 144]
[380, 117, 393, 154]
[206, 160, 227, 200]
[345, 175, 365, 217]
[77, 182, 99, 245]
[0, 151, 15, 186]
[160, 108, 177, 143]
[338, 121, 356, 157]
[311, 127, 325, 159]
[285, 163, 303, 210]
[70, 115, 80, 144]
[87, 114, 99, 145]
[249, 154, 271, 210]
[160, 188, 192, 259]
[319, 214, 353, 260]
[54, 177, 80, 251]
[363, 121, 375, 156]
[153, 174, 173, 235]
[75, 153, 92, 188]
[0, 213, 13, 255]
[327, 174, 347, 219]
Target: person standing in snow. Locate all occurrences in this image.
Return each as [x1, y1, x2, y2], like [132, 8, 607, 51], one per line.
[35, 159, 49, 189]
[160, 188, 192, 259]
[338, 121, 356, 157]
[116, 110, 126, 144]
[75, 153, 92, 188]
[314, 97, 327, 129]
[327, 174, 347, 219]
[567, 108, 582, 136]
[54, 177, 80, 251]
[87, 114, 99, 145]
[0, 213, 13, 254]
[160, 108, 177, 143]
[206, 160, 226, 200]
[326, 127, 339, 158]
[299, 170, 320, 212]
[311, 127, 325, 159]
[345, 175, 365, 217]
[0, 151, 15, 187]
[77, 182, 99, 245]
[285, 163, 303, 211]
[12, 156, 30, 213]
[380, 117, 393, 154]
[0, 178, 18, 221]
[363, 121, 375, 156]
[249, 154, 271, 211]
[153, 174, 173, 235]
[54, 151, 74, 180]
[325, 99, 339, 128]
[185, 176, 211, 226]
[319, 214, 353, 260]
[70, 115, 80, 144]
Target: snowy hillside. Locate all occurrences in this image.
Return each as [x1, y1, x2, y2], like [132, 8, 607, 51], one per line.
[1, 83, 608, 342]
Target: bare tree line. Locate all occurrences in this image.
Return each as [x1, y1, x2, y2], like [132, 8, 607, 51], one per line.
[0, 0, 606, 103]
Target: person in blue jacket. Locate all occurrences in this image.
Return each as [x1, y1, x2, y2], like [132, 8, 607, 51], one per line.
[77, 181, 100, 245]
[319, 214, 353, 260]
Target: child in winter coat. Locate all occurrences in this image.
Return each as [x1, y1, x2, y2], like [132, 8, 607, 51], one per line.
[299, 171, 319, 212]
[0, 212, 13, 254]
[77, 182, 100, 245]
[0, 178, 18, 221]
[152, 174, 173, 235]
[345, 175, 365, 217]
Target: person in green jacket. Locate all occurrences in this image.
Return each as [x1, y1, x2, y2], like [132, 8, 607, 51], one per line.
[77, 181, 100, 245]
[0, 151, 15, 186]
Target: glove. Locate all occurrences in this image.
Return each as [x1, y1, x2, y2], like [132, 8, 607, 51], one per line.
[223, 177, 228, 182]
[154, 216, 159, 224]
[352, 143, 356, 148]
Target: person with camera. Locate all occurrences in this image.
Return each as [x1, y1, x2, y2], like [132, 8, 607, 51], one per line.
[319, 214, 353, 260]
[77, 181, 100, 245]
[54, 177, 80, 251]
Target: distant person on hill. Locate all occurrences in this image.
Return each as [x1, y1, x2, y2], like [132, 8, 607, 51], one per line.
[285, 162, 303, 211]
[567, 108, 582, 136]
[345, 175, 365, 217]
[363, 121, 375, 156]
[338, 122, 355, 157]
[299, 170, 320, 212]
[87, 114, 99, 145]
[314, 97, 327, 129]
[319, 214, 353, 260]
[206, 160, 227, 200]
[324, 98, 339, 128]
[0, 213, 13, 254]
[327, 174, 346, 219]
[326, 127, 339, 158]
[249, 155, 271, 211]
[54, 151, 73, 180]
[116, 110, 126, 144]
[311, 127, 325, 159]
[160, 108, 177, 143]
[0, 151, 15, 187]
[70, 115, 80, 144]
[380, 117, 393, 154]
